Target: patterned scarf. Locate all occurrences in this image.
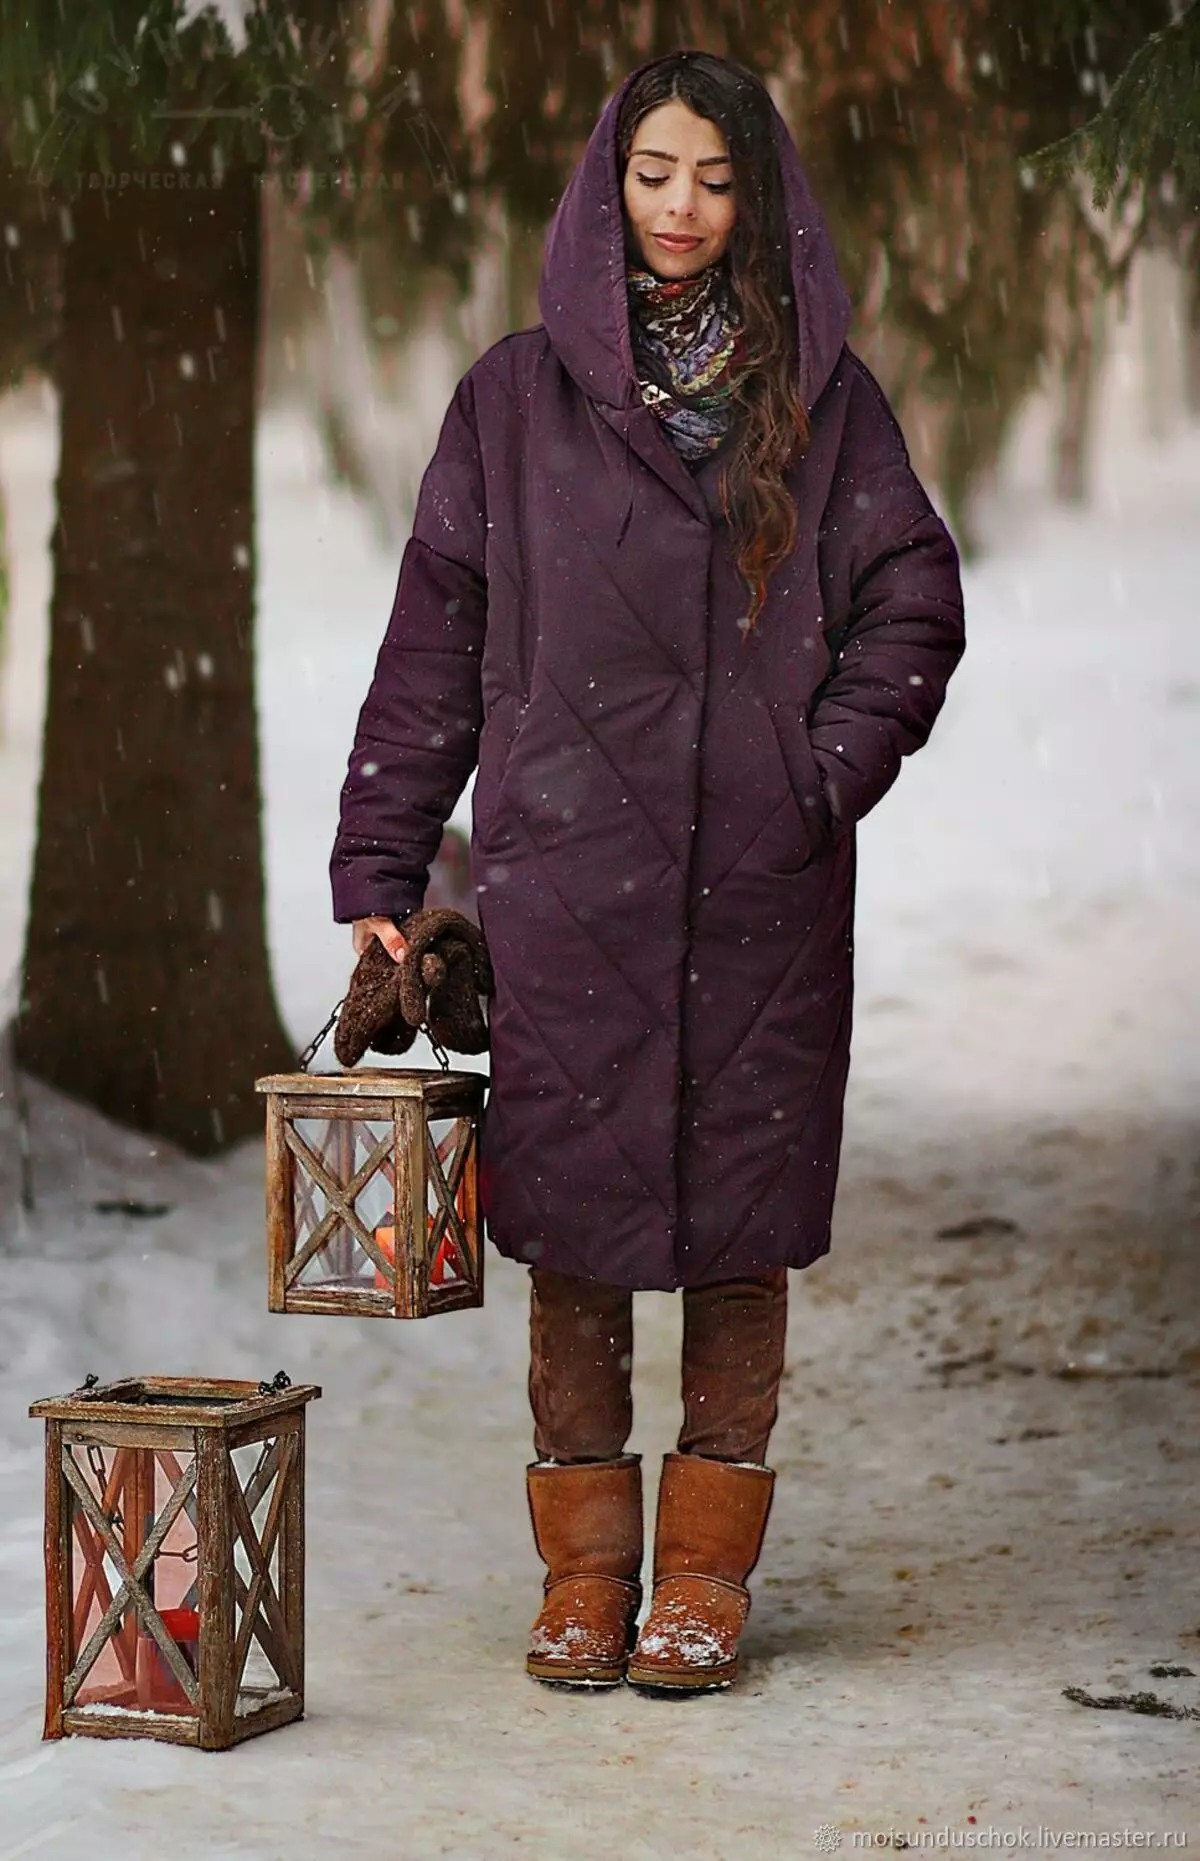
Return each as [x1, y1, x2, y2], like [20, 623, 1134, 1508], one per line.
[626, 257, 746, 463]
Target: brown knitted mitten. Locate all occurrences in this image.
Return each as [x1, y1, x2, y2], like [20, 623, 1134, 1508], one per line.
[333, 909, 492, 1068]
[396, 908, 493, 1056]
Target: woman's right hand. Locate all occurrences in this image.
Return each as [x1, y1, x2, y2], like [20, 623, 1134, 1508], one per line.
[352, 916, 409, 964]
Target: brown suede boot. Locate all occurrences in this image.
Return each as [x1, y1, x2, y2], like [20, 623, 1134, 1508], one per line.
[626, 1453, 775, 1692]
[525, 1456, 643, 1687]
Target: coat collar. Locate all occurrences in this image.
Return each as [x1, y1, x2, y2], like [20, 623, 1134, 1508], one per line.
[537, 58, 852, 421]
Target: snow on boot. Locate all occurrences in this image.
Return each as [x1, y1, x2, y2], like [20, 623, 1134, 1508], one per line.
[626, 1453, 775, 1693]
[525, 1455, 643, 1687]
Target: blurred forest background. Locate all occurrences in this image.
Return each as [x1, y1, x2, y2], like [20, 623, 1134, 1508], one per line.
[0, 0, 1197, 1157]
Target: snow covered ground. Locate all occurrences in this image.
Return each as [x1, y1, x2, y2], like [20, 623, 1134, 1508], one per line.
[0, 288, 1198, 1858]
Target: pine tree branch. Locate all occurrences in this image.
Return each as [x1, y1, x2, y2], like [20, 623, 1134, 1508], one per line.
[1025, 0, 1200, 209]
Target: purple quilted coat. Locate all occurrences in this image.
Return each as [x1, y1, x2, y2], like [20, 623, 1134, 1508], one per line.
[330, 62, 966, 1290]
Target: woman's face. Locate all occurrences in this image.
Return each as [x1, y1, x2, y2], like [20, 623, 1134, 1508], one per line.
[622, 98, 737, 279]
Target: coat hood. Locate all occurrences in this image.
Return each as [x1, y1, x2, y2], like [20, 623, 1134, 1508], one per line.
[537, 56, 852, 417]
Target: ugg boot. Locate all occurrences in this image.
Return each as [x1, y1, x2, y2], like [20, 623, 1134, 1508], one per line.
[626, 1453, 775, 1692]
[525, 1455, 643, 1687]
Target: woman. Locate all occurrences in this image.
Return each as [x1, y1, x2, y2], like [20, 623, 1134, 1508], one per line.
[331, 50, 966, 1693]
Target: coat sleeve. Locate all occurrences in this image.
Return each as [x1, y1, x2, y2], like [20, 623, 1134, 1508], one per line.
[329, 369, 488, 925]
[808, 354, 965, 834]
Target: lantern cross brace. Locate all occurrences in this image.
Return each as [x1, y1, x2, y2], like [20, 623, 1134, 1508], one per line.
[291, 1138, 324, 1240]
[282, 1124, 394, 1288]
[71, 1446, 135, 1672]
[61, 1448, 199, 1708]
[290, 1119, 377, 1246]
[156, 1443, 283, 1679]
[229, 1431, 298, 1694]
[425, 1118, 474, 1274]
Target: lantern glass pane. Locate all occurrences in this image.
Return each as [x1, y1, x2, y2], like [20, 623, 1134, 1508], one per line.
[291, 1115, 396, 1292]
[427, 1116, 471, 1286]
[229, 1439, 290, 1715]
[68, 1443, 200, 1718]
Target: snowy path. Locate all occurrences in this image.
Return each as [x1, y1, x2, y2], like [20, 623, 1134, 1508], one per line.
[1, 333, 1198, 1855]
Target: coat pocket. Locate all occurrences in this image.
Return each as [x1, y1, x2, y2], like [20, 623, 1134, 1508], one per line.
[473, 690, 523, 850]
[767, 700, 836, 865]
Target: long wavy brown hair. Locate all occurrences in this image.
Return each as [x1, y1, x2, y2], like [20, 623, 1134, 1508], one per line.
[616, 50, 811, 633]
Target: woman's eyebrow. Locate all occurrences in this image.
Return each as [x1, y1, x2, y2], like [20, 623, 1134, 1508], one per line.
[630, 147, 732, 166]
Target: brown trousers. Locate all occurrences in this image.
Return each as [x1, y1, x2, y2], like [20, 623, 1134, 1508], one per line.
[528, 1265, 788, 1466]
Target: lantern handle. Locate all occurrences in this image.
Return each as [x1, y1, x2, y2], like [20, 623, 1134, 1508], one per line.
[297, 1000, 453, 1074]
[423, 1023, 452, 1072]
[297, 998, 346, 1072]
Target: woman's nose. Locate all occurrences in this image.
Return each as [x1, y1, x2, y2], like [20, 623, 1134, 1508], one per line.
[666, 185, 699, 219]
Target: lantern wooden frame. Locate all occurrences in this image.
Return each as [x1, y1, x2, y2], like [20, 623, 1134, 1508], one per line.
[255, 1068, 486, 1319]
[29, 1375, 320, 1749]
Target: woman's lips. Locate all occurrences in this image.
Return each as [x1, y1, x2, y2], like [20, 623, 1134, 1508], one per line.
[655, 233, 702, 249]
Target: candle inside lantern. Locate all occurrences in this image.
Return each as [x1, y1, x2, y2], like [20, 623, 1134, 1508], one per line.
[373, 1217, 396, 1292]
[135, 1607, 200, 1712]
[374, 1213, 464, 1289]
[430, 1231, 464, 1285]
[160, 1607, 201, 1640]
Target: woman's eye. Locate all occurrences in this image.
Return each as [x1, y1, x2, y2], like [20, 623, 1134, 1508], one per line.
[635, 174, 732, 195]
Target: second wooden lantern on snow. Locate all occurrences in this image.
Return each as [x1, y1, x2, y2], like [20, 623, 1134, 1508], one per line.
[255, 1068, 486, 1319]
[30, 1372, 319, 1748]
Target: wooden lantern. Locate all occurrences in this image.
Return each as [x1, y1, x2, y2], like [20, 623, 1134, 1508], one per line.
[255, 1068, 486, 1319]
[29, 1373, 320, 1749]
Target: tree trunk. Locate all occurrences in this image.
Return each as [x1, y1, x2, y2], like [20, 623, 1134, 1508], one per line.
[1139, 244, 1179, 443]
[15, 137, 294, 1153]
[305, 243, 407, 551]
[1185, 266, 1200, 419]
[1054, 259, 1104, 505]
